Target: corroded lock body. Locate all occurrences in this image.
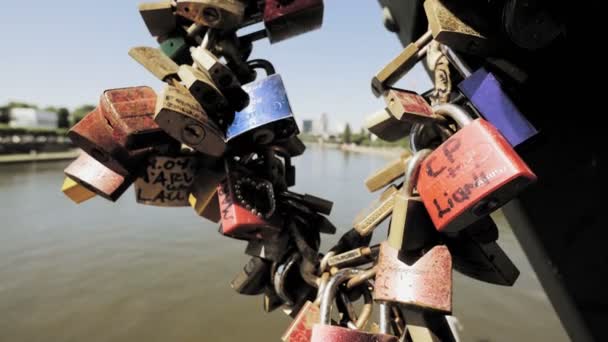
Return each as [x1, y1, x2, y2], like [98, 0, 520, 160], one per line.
[68, 108, 151, 176]
[129, 46, 179, 82]
[99, 86, 170, 150]
[175, 0, 245, 29]
[416, 104, 537, 233]
[138, 1, 176, 37]
[365, 108, 412, 142]
[374, 241, 452, 314]
[217, 168, 281, 239]
[263, 0, 324, 44]
[64, 152, 134, 202]
[134, 155, 198, 207]
[226, 73, 299, 148]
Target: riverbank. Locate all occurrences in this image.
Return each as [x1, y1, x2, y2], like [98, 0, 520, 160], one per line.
[307, 142, 403, 159]
[0, 150, 80, 164]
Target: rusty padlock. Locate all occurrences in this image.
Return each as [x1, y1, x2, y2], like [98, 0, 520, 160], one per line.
[64, 152, 134, 202]
[416, 103, 537, 233]
[263, 0, 324, 44]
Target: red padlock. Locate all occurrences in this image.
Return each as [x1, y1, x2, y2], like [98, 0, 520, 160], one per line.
[264, 0, 324, 44]
[416, 104, 537, 233]
[217, 165, 282, 240]
[99, 86, 171, 150]
[64, 152, 133, 202]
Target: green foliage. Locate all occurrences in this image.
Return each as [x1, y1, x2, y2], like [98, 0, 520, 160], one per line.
[342, 124, 352, 144]
[72, 105, 96, 125]
[6, 101, 38, 109]
[57, 108, 70, 128]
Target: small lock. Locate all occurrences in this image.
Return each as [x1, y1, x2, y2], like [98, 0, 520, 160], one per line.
[134, 155, 199, 207]
[263, 0, 324, 44]
[310, 268, 399, 342]
[138, 1, 176, 37]
[68, 107, 152, 176]
[424, 0, 493, 55]
[226, 61, 299, 149]
[177, 64, 233, 128]
[189, 168, 225, 222]
[154, 82, 226, 157]
[99, 86, 171, 150]
[61, 176, 96, 204]
[129, 46, 179, 82]
[416, 103, 537, 233]
[365, 150, 412, 192]
[353, 184, 399, 236]
[190, 47, 250, 112]
[175, 0, 245, 29]
[64, 152, 134, 202]
[230, 257, 271, 296]
[365, 108, 413, 142]
[372, 31, 432, 97]
[245, 229, 290, 263]
[158, 32, 191, 64]
[384, 88, 442, 127]
[217, 164, 282, 239]
[458, 66, 538, 147]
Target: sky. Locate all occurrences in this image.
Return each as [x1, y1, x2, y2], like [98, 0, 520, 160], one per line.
[0, 1, 432, 131]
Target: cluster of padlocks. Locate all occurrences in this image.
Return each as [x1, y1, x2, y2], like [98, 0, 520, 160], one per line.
[60, 0, 542, 340]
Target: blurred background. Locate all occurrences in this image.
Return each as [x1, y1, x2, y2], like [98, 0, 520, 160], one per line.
[0, 1, 569, 341]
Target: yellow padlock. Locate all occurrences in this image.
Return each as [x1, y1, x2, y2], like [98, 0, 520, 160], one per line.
[61, 176, 96, 204]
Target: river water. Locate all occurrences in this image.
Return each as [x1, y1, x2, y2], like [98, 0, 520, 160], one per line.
[0, 146, 569, 341]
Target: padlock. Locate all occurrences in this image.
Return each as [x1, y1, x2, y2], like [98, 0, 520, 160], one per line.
[311, 268, 399, 342]
[273, 253, 310, 308]
[277, 136, 306, 157]
[190, 47, 250, 112]
[226, 62, 299, 148]
[387, 149, 440, 254]
[416, 103, 537, 233]
[138, 1, 176, 37]
[458, 67, 538, 147]
[424, 0, 493, 55]
[154, 82, 226, 157]
[177, 64, 232, 128]
[281, 300, 321, 342]
[281, 191, 333, 216]
[327, 245, 380, 269]
[230, 256, 271, 296]
[61, 176, 96, 204]
[129, 46, 179, 82]
[263, 0, 324, 44]
[501, 0, 563, 51]
[68, 108, 151, 176]
[365, 150, 412, 192]
[189, 168, 225, 222]
[365, 108, 413, 142]
[353, 184, 399, 236]
[271, 146, 297, 188]
[245, 229, 291, 262]
[217, 165, 281, 239]
[444, 217, 519, 286]
[64, 152, 134, 202]
[372, 31, 432, 97]
[375, 241, 452, 314]
[263, 285, 284, 313]
[384, 88, 443, 126]
[99, 86, 171, 150]
[134, 155, 198, 207]
[330, 228, 373, 255]
[175, 0, 245, 30]
[158, 33, 191, 63]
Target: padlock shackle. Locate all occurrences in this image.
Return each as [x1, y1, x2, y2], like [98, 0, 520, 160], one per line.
[273, 252, 300, 306]
[319, 268, 363, 325]
[416, 30, 433, 49]
[404, 149, 432, 196]
[433, 103, 474, 128]
[247, 59, 276, 76]
[378, 302, 391, 335]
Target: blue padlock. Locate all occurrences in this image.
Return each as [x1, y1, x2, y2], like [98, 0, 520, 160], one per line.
[226, 60, 299, 148]
[458, 67, 537, 147]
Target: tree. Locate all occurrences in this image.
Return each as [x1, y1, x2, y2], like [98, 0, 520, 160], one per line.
[72, 105, 96, 125]
[7, 101, 37, 109]
[57, 108, 70, 128]
[342, 124, 352, 144]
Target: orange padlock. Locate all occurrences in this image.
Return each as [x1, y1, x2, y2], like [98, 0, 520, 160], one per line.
[416, 104, 537, 233]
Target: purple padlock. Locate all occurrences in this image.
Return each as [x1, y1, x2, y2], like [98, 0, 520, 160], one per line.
[458, 67, 537, 147]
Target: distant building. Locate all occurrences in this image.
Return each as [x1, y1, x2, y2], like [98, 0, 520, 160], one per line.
[8, 108, 57, 129]
[320, 113, 329, 134]
[302, 120, 313, 134]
